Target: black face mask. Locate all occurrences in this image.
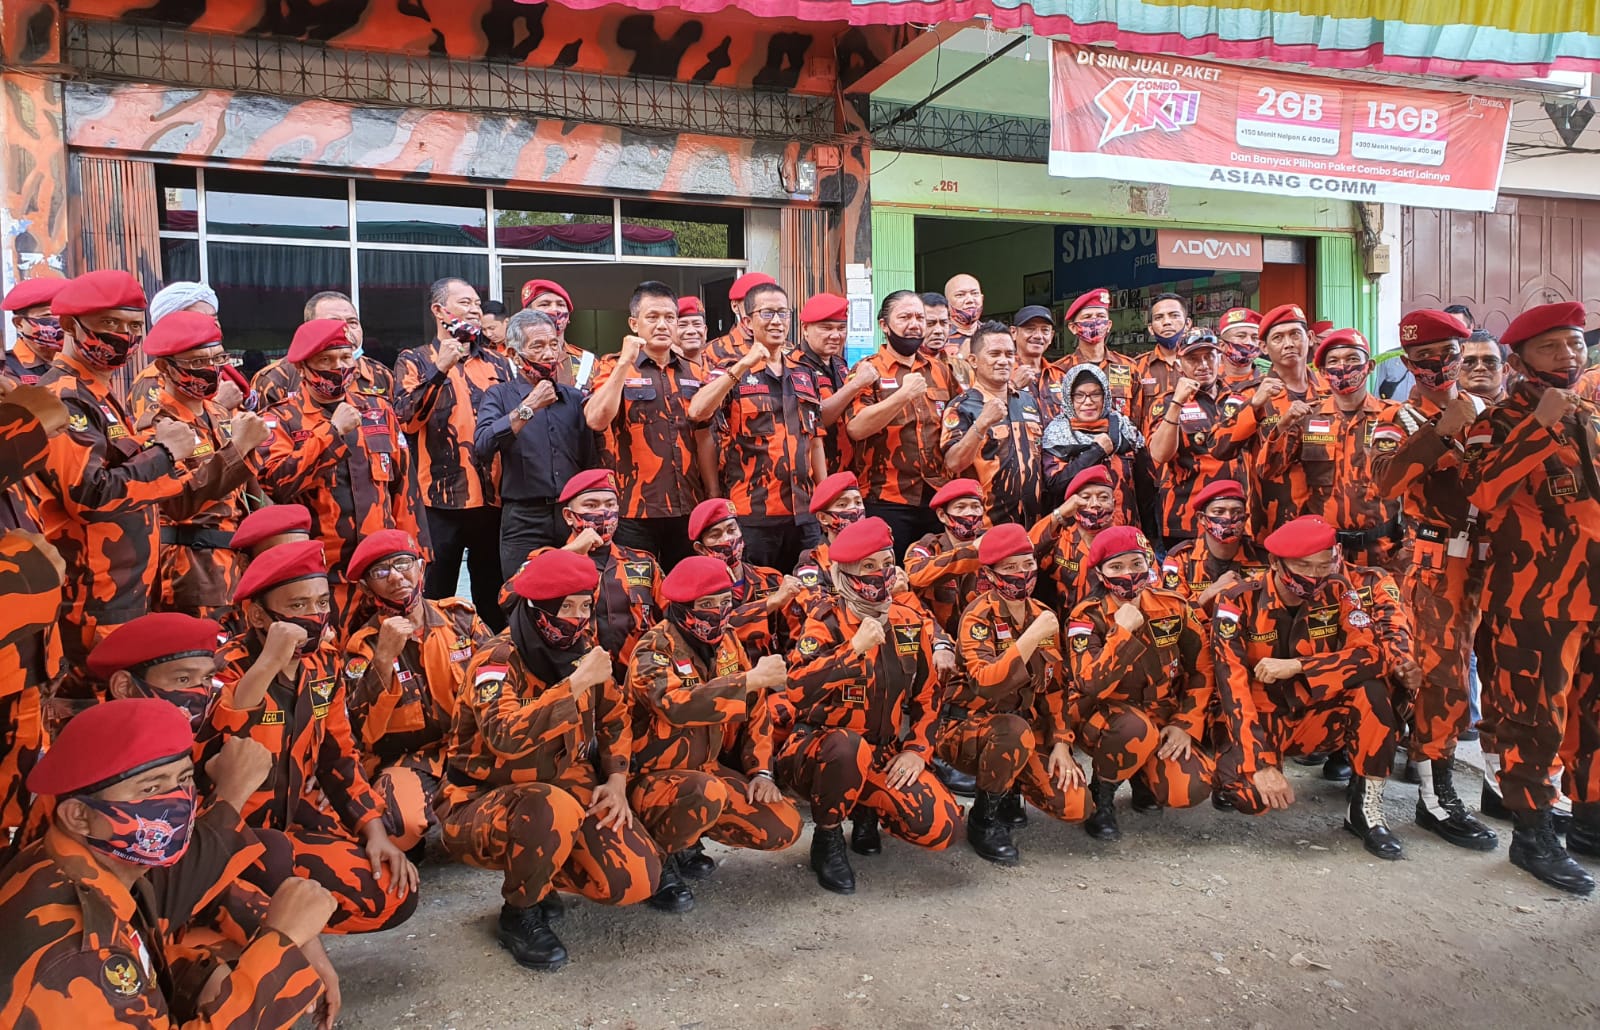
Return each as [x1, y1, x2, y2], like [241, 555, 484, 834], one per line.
[167, 362, 220, 400]
[1203, 512, 1246, 544]
[79, 328, 141, 370]
[373, 582, 421, 615]
[1530, 365, 1582, 390]
[262, 609, 326, 656]
[302, 364, 354, 399]
[1100, 570, 1146, 601]
[992, 568, 1038, 601]
[125, 672, 218, 730]
[702, 536, 745, 569]
[531, 605, 590, 650]
[668, 600, 732, 646]
[842, 567, 893, 602]
[945, 512, 984, 542]
[569, 509, 619, 543]
[886, 330, 924, 357]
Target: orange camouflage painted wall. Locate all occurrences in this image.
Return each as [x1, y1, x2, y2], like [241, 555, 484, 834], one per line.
[65, 0, 912, 95]
[1, 0, 70, 289]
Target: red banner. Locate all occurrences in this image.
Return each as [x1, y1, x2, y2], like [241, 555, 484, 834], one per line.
[1049, 43, 1513, 212]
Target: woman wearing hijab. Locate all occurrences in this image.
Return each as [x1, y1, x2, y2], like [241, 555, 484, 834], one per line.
[778, 517, 961, 895]
[1041, 363, 1159, 534]
[438, 548, 658, 972]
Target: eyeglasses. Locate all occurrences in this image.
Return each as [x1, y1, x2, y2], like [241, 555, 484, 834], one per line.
[1460, 356, 1502, 369]
[753, 308, 794, 324]
[1071, 390, 1103, 403]
[369, 556, 418, 580]
[171, 355, 229, 371]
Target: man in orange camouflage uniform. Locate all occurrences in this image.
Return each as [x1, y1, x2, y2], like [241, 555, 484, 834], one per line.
[440, 549, 659, 971]
[687, 497, 801, 662]
[779, 518, 961, 895]
[1464, 301, 1600, 895]
[1130, 293, 1192, 431]
[586, 281, 709, 568]
[1058, 288, 1136, 416]
[1068, 526, 1214, 841]
[1371, 308, 1499, 852]
[940, 321, 1046, 526]
[1212, 516, 1405, 860]
[690, 281, 827, 572]
[520, 279, 597, 390]
[792, 293, 876, 474]
[904, 478, 986, 636]
[135, 311, 268, 620]
[2, 277, 68, 383]
[198, 540, 419, 933]
[846, 290, 958, 556]
[1159, 479, 1267, 617]
[1261, 328, 1403, 568]
[251, 317, 423, 626]
[703, 272, 774, 367]
[941, 524, 1087, 865]
[32, 271, 202, 696]
[625, 557, 801, 911]
[1216, 307, 1264, 392]
[251, 291, 394, 409]
[0, 698, 334, 1029]
[1147, 328, 1248, 550]
[343, 530, 491, 855]
[394, 278, 513, 630]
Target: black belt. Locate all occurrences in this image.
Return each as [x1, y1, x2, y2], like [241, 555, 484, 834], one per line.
[1336, 519, 1399, 550]
[504, 498, 559, 508]
[160, 526, 237, 550]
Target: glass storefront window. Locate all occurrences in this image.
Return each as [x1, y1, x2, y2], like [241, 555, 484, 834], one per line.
[356, 181, 486, 249]
[160, 237, 200, 282]
[357, 250, 489, 364]
[494, 190, 614, 255]
[156, 165, 198, 233]
[619, 200, 742, 260]
[205, 169, 348, 242]
[208, 242, 351, 353]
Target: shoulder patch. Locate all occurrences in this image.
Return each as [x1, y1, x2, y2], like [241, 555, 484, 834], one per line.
[797, 636, 820, 656]
[344, 657, 369, 680]
[102, 955, 143, 997]
[652, 650, 671, 666]
[969, 621, 990, 640]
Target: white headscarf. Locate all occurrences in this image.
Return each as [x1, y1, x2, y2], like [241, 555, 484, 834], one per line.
[149, 282, 219, 324]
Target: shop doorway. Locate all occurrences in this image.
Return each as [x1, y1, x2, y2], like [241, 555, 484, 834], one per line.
[501, 260, 744, 356]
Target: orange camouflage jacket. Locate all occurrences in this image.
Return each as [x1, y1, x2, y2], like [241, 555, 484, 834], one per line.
[626, 620, 772, 776]
[951, 591, 1071, 746]
[1067, 588, 1213, 739]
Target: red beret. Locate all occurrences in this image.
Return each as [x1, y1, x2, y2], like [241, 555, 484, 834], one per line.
[1086, 525, 1149, 568]
[348, 529, 420, 583]
[978, 522, 1032, 565]
[831, 516, 894, 565]
[1218, 307, 1261, 330]
[1501, 301, 1587, 351]
[1313, 328, 1370, 367]
[799, 292, 849, 324]
[287, 318, 355, 363]
[1259, 304, 1308, 339]
[729, 272, 776, 304]
[1065, 465, 1113, 497]
[1263, 516, 1337, 559]
[662, 555, 735, 603]
[1, 277, 66, 312]
[1193, 479, 1247, 511]
[1310, 320, 1335, 335]
[86, 613, 222, 680]
[52, 270, 146, 317]
[808, 470, 860, 513]
[521, 279, 572, 310]
[677, 296, 704, 318]
[28, 697, 192, 796]
[511, 547, 598, 602]
[231, 504, 312, 551]
[558, 468, 618, 504]
[219, 363, 249, 394]
[1065, 288, 1112, 323]
[688, 498, 738, 541]
[233, 539, 327, 603]
[928, 477, 982, 510]
[143, 310, 223, 358]
[1399, 309, 1470, 349]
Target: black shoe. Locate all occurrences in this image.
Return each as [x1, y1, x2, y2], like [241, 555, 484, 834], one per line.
[850, 807, 882, 856]
[1130, 776, 1162, 813]
[933, 759, 978, 798]
[1084, 777, 1121, 841]
[646, 854, 695, 913]
[810, 824, 856, 895]
[1567, 805, 1600, 859]
[1480, 780, 1512, 821]
[967, 791, 1021, 866]
[1322, 752, 1354, 783]
[1343, 776, 1404, 860]
[1294, 752, 1329, 767]
[676, 841, 716, 880]
[497, 903, 568, 971]
[1211, 789, 1236, 812]
[1402, 757, 1421, 785]
[538, 891, 565, 922]
[1510, 810, 1595, 895]
[995, 788, 1029, 828]
[1554, 809, 1573, 836]
[1415, 759, 1498, 852]
[406, 840, 429, 866]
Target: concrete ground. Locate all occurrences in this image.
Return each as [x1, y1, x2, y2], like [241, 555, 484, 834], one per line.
[324, 761, 1598, 1030]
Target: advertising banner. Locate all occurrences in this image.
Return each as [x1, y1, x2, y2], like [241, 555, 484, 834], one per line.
[1049, 42, 1513, 212]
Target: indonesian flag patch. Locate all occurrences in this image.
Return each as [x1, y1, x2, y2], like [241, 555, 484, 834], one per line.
[1307, 417, 1332, 436]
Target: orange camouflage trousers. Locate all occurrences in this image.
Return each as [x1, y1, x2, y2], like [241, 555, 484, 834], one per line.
[1216, 679, 1399, 814]
[1078, 703, 1215, 809]
[0, 688, 45, 857]
[1479, 616, 1600, 813]
[1403, 556, 1484, 760]
[934, 712, 1089, 820]
[373, 758, 441, 853]
[629, 767, 803, 854]
[776, 727, 961, 849]
[437, 781, 660, 908]
[287, 826, 419, 934]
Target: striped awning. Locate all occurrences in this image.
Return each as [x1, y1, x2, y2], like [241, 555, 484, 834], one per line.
[539, 1, 1600, 76]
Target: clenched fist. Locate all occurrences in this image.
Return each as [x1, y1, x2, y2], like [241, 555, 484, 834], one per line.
[851, 618, 886, 655]
[331, 402, 362, 435]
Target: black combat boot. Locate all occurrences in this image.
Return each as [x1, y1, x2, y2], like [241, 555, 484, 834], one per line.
[498, 902, 568, 970]
[1479, 777, 1512, 821]
[1564, 802, 1600, 860]
[933, 758, 978, 798]
[676, 839, 716, 880]
[538, 891, 565, 922]
[1510, 809, 1595, 895]
[967, 791, 1020, 865]
[1343, 776, 1404, 860]
[810, 824, 856, 895]
[995, 787, 1029, 828]
[1415, 759, 1498, 851]
[1083, 777, 1121, 841]
[850, 806, 882, 856]
[646, 853, 695, 913]
[1130, 776, 1162, 813]
[1322, 751, 1353, 783]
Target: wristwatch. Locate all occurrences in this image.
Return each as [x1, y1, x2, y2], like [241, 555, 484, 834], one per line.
[515, 403, 535, 421]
